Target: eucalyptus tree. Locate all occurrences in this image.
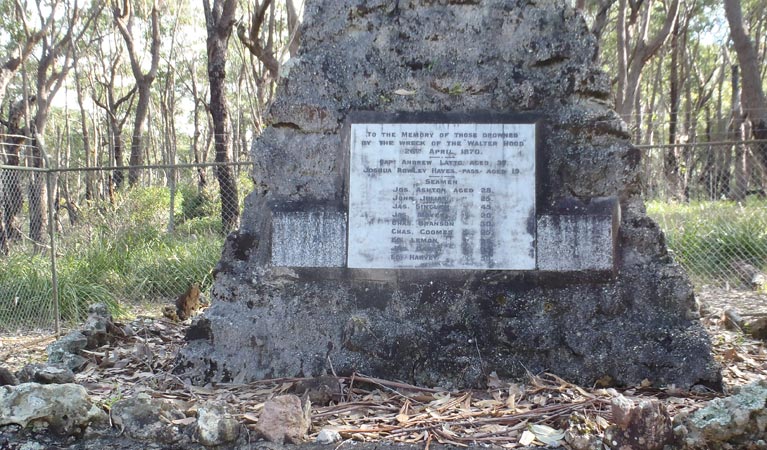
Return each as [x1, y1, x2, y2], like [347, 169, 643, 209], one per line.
[236, 0, 302, 132]
[23, 0, 101, 247]
[614, 0, 680, 129]
[724, 0, 767, 174]
[89, 10, 136, 191]
[179, 56, 210, 190]
[0, 0, 55, 252]
[113, 0, 161, 187]
[0, 1, 55, 110]
[0, 97, 32, 253]
[203, 0, 239, 232]
[237, 0, 280, 82]
[91, 61, 137, 190]
[577, 0, 617, 43]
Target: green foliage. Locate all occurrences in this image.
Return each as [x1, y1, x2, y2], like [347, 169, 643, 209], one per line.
[178, 185, 218, 223]
[648, 199, 767, 286]
[0, 183, 227, 329]
[0, 252, 121, 329]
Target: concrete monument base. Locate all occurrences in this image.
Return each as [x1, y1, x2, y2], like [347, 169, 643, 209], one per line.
[176, 0, 721, 389]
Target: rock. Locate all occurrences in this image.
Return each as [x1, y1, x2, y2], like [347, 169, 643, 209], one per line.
[603, 395, 672, 450]
[17, 443, 46, 450]
[0, 367, 18, 386]
[47, 331, 87, 362]
[0, 383, 106, 436]
[745, 317, 767, 340]
[289, 375, 342, 406]
[57, 353, 88, 372]
[565, 412, 604, 450]
[722, 308, 745, 331]
[196, 401, 240, 446]
[731, 260, 766, 290]
[316, 427, 342, 444]
[81, 303, 114, 349]
[675, 380, 767, 448]
[16, 364, 75, 384]
[565, 430, 603, 450]
[254, 394, 310, 444]
[110, 392, 187, 444]
[46, 331, 89, 371]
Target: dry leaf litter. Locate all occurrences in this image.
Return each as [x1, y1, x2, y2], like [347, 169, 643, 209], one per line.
[1, 287, 765, 448]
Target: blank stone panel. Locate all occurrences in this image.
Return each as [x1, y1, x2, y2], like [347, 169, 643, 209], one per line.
[537, 214, 617, 271]
[271, 210, 347, 267]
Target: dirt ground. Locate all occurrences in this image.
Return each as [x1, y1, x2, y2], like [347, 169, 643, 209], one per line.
[1, 287, 766, 447]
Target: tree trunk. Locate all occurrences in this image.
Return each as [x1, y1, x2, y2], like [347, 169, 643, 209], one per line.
[26, 0, 99, 249]
[73, 57, 94, 200]
[700, 108, 715, 199]
[114, 3, 161, 187]
[0, 0, 55, 109]
[614, 0, 680, 123]
[724, 0, 767, 175]
[190, 71, 207, 190]
[714, 49, 728, 197]
[205, 0, 240, 233]
[128, 81, 151, 186]
[0, 198, 7, 255]
[113, 125, 125, 189]
[285, 0, 302, 57]
[667, 16, 681, 200]
[27, 135, 48, 248]
[730, 65, 747, 200]
[2, 98, 29, 244]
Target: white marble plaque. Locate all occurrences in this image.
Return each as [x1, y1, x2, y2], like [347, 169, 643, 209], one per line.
[348, 122, 536, 269]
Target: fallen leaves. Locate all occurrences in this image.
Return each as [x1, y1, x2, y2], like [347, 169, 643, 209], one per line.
[4, 287, 767, 447]
[305, 373, 611, 447]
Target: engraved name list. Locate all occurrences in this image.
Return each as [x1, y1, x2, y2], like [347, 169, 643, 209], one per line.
[348, 122, 536, 270]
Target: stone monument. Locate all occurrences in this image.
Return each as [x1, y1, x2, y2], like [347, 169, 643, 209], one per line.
[178, 0, 721, 390]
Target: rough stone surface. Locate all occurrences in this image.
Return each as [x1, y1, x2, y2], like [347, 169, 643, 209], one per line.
[315, 428, 343, 444]
[109, 393, 186, 444]
[565, 430, 603, 450]
[674, 380, 767, 448]
[289, 375, 343, 406]
[177, 0, 720, 390]
[17, 364, 75, 384]
[46, 331, 87, 367]
[746, 317, 767, 340]
[603, 395, 672, 450]
[0, 429, 553, 450]
[254, 395, 310, 444]
[0, 383, 106, 436]
[81, 303, 113, 349]
[0, 366, 18, 386]
[45, 304, 121, 374]
[56, 353, 88, 372]
[196, 401, 240, 446]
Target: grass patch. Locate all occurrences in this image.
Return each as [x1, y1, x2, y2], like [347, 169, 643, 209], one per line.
[0, 252, 121, 329]
[0, 178, 247, 330]
[647, 198, 767, 287]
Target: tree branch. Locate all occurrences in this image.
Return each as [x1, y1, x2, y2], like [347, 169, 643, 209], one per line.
[641, 0, 680, 64]
[236, 0, 279, 79]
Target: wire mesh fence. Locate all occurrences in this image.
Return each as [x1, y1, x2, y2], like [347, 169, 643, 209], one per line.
[2, 138, 766, 335]
[640, 139, 767, 291]
[0, 161, 253, 335]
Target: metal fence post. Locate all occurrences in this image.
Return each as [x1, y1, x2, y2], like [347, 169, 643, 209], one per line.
[168, 166, 176, 233]
[46, 168, 60, 336]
